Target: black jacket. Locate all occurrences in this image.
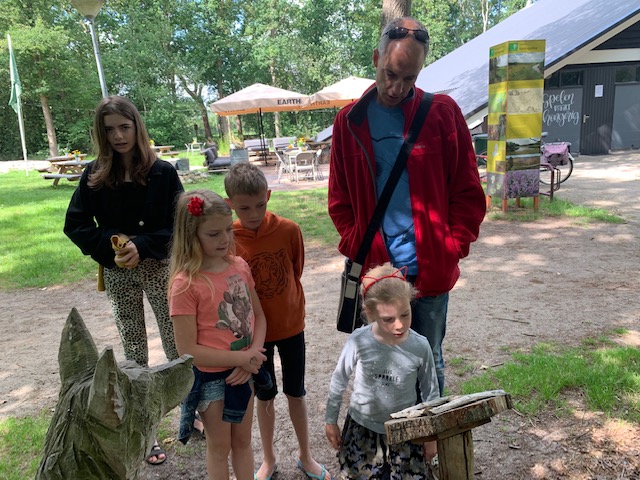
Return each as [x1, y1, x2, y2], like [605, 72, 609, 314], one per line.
[64, 159, 184, 268]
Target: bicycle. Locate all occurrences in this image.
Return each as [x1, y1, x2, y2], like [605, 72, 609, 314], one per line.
[474, 135, 574, 188]
[476, 153, 487, 181]
[539, 140, 574, 186]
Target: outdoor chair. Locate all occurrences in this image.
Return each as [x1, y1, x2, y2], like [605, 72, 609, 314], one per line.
[313, 148, 324, 180]
[275, 150, 292, 182]
[293, 151, 317, 182]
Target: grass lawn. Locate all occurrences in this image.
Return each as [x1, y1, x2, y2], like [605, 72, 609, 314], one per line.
[0, 160, 338, 289]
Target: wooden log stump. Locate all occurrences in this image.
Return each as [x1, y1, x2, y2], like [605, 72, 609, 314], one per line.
[385, 390, 512, 480]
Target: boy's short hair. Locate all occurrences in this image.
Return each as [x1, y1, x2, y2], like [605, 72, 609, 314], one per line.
[224, 162, 269, 198]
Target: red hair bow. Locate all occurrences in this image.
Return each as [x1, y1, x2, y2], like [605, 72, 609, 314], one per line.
[187, 196, 205, 216]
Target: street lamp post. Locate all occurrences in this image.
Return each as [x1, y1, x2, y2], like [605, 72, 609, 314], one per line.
[71, 0, 108, 98]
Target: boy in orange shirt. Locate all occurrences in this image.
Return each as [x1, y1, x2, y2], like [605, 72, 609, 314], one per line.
[224, 163, 332, 480]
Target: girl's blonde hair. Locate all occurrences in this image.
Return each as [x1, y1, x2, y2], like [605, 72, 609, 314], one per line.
[168, 189, 235, 294]
[88, 95, 157, 189]
[360, 263, 417, 323]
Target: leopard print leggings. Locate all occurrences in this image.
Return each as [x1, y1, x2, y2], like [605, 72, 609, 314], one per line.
[103, 258, 178, 366]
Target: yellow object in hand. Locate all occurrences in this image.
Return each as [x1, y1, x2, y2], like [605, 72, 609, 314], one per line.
[111, 234, 130, 268]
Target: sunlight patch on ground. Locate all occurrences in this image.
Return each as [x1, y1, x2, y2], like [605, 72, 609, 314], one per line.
[571, 169, 639, 181]
[590, 418, 640, 455]
[530, 463, 554, 479]
[0, 385, 37, 415]
[590, 232, 635, 242]
[479, 234, 513, 246]
[614, 329, 640, 348]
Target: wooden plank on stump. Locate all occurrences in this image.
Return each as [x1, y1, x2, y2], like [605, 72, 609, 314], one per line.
[385, 391, 512, 445]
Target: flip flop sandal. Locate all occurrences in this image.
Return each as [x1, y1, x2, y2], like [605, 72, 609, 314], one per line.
[146, 443, 167, 466]
[254, 463, 277, 480]
[296, 459, 332, 480]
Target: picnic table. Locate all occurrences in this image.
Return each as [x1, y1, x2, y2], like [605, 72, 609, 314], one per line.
[45, 154, 88, 164]
[41, 159, 91, 186]
[152, 145, 179, 157]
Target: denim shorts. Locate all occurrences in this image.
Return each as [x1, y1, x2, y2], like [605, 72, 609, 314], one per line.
[196, 376, 226, 413]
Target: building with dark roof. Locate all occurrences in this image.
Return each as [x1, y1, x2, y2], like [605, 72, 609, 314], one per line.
[416, 0, 640, 154]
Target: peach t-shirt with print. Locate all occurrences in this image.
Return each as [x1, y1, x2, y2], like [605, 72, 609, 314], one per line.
[170, 256, 255, 373]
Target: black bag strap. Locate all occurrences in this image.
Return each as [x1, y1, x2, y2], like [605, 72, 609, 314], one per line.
[350, 92, 434, 277]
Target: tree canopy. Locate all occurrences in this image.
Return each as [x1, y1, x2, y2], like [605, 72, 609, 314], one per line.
[0, 0, 526, 160]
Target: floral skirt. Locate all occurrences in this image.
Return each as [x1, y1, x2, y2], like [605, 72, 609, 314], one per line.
[337, 414, 430, 479]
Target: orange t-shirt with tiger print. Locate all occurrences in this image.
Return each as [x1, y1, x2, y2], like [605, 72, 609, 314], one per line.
[233, 211, 305, 342]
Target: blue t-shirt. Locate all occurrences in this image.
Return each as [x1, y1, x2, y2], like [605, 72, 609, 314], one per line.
[367, 99, 418, 274]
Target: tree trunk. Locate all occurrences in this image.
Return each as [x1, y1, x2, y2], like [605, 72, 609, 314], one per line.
[481, 0, 490, 32]
[175, 75, 214, 142]
[202, 114, 213, 141]
[216, 57, 229, 143]
[236, 116, 243, 139]
[382, 0, 412, 29]
[40, 94, 58, 157]
[270, 62, 280, 138]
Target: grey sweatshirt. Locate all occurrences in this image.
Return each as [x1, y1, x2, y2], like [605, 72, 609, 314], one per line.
[325, 324, 439, 434]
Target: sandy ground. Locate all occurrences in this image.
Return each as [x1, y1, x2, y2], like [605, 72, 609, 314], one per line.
[1, 152, 639, 479]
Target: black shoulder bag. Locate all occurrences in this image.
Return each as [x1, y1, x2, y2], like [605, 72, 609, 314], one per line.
[336, 93, 434, 333]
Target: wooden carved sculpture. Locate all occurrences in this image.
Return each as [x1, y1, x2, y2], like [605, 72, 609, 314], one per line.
[37, 308, 194, 480]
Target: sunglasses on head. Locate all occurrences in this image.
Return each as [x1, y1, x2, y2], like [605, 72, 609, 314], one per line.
[385, 27, 429, 44]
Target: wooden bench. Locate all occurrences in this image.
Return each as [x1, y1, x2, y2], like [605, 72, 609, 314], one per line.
[243, 138, 272, 165]
[243, 138, 268, 151]
[159, 151, 180, 158]
[42, 173, 82, 186]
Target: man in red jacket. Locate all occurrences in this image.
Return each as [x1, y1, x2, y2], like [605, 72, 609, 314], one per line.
[328, 16, 485, 395]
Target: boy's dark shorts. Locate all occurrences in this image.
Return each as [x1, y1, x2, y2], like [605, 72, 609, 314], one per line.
[255, 331, 306, 401]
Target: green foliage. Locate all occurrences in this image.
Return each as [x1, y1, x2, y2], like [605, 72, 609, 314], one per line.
[1, 0, 530, 160]
[462, 340, 640, 422]
[269, 188, 340, 248]
[487, 197, 624, 223]
[0, 411, 49, 480]
[0, 171, 96, 288]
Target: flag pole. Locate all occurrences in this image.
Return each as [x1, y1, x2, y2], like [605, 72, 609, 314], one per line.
[7, 34, 29, 176]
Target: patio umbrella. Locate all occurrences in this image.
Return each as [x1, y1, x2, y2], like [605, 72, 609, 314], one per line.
[305, 76, 374, 110]
[210, 83, 310, 164]
[211, 83, 310, 116]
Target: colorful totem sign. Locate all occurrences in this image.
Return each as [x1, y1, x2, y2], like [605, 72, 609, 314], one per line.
[486, 40, 546, 205]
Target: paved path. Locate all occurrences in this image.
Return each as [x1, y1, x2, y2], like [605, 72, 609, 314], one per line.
[552, 150, 640, 225]
[258, 161, 330, 192]
[0, 159, 50, 174]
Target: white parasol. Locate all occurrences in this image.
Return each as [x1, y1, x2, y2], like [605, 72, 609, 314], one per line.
[305, 76, 374, 110]
[210, 83, 310, 116]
